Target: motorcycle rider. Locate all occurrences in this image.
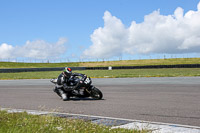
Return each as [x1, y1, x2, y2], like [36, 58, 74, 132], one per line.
[53, 67, 87, 101]
[53, 67, 75, 101]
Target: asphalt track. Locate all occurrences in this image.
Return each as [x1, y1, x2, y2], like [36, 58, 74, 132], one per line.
[0, 77, 200, 127]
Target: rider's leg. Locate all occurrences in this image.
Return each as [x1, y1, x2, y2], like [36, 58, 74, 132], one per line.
[54, 86, 68, 101]
[53, 86, 61, 97]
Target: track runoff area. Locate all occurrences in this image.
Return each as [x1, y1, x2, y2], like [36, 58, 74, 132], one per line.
[1, 108, 200, 133]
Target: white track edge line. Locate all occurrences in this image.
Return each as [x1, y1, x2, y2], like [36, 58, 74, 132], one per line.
[1, 107, 200, 130]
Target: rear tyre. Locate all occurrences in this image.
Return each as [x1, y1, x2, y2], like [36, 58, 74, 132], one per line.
[90, 87, 103, 100]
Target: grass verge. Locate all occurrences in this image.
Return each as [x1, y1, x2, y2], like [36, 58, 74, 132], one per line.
[79, 58, 200, 67]
[0, 68, 200, 80]
[0, 110, 147, 133]
[0, 62, 79, 68]
[1, 58, 200, 68]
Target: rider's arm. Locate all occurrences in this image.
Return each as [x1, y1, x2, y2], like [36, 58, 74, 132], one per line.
[57, 73, 66, 85]
[72, 73, 86, 80]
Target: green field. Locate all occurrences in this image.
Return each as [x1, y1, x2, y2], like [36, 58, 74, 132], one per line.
[1, 110, 146, 133]
[0, 62, 79, 68]
[0, 58, 200, 68]
[0, 68, 200, 80]
[80, 58, 200, 67]
[0, 58, 200, 79]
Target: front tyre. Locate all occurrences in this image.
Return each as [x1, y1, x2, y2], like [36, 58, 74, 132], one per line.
[90, 87, 103, 100]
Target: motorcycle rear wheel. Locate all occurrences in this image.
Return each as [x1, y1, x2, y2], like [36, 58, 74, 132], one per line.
[90, 87, 103, 100]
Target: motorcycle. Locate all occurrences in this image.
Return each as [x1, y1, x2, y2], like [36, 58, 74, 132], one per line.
[50, 74, 103, 100]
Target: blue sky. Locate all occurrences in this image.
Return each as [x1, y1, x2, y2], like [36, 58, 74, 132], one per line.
[0, 0, 200, 62]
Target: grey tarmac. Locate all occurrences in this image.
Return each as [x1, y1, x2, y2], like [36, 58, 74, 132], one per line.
[0, 77, 200, 127]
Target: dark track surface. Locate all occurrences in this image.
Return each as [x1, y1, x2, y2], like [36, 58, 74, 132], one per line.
[0, 77, 200, 126]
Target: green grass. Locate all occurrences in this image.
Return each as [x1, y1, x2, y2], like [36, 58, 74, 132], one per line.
[0, 110, 147, 133]
[0, 58, 200, 79]
[0, 62, 79, 68]
[80, 58, 200, 67]
[0, 68, 200, 80]
[82, 68, 200, 78]
[0, 71, 60, 80]
[1, 58, 200, 68]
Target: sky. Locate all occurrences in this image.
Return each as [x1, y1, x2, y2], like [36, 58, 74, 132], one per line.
[0, 0, 200, 62]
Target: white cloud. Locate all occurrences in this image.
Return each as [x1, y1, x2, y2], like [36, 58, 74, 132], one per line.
[0, 38, 67, 59]
[0, 43, 14, 59]
[83, 11, 128, 59]
[83, 1, 200, 59]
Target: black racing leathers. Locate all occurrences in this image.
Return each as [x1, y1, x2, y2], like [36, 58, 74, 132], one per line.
[54, 72, 86, 94]
[53, 72, 87, 101]
[56, 72, 73, 92]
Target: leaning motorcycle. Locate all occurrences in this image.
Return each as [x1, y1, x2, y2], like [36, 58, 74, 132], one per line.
[50, 74, 103, 100]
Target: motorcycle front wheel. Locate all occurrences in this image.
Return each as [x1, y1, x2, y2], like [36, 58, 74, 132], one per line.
[90, 87, 103, 100]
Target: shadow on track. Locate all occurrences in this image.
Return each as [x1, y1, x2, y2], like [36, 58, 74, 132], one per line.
[65, 97, 105, 101]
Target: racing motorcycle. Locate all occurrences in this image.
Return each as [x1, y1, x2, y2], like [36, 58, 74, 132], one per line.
[50, 74, 103, 100]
